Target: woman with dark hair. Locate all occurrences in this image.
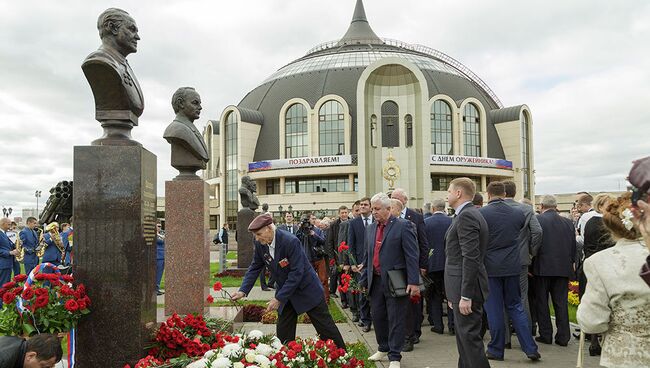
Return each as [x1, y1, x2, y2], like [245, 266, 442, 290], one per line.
[577, 193, 650, 367]
[578, 193, 616, 356]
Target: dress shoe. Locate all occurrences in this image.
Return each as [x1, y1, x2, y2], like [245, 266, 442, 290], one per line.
[535, 336, 552, 345]
[156, 291, 164, 296]
[357, 321, 365, 327]
[504, 342, 512, 349]
[485, 352, 504, 361]
[261, 287, 271, 291]
[402, 341, 414, 352]
[412, 336, 420, 344]
[431, 327, 444, 334]
[362, 325, 371, 333]
[555, 340, 568, 347]
[368, 351, 387, 361]
[388, 361, 401, 368]
[352, 315, 359, 322]
[589, 345, 602, 356]
[448, 327, 455, 336]
[527, 352, 541, 361]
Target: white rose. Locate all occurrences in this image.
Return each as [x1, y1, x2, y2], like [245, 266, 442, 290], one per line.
[233, 363, 244, 368]
[204, 350, 217, 359]
[255, 354, 271, 368]
[247, 330, 264, 340]
[186, 358, 208, 368]
[211, 357, 233, 368]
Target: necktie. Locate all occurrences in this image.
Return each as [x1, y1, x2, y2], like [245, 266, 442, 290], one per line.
[364, 217, 369, 227]
[373, 222, 385, 274]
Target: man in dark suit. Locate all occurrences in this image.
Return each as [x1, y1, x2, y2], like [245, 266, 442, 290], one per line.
[479, 182, 540, 361]
[232, 214, 345, 349]
[326, 206, 349, 299]
[41, 223, 63, 266]
[361, 193, 420, 368]
[0, 218, 20, 289]
[278, 212, 299, 235]
[347, 197, 373, 331]
[444, 177, 491, 368]
[532, 195, 576, 346]
[19, 217, 41, 276]
[502, 181, 542, 343]
[424, 198, 454, 334]
[391, 188, 429, 351]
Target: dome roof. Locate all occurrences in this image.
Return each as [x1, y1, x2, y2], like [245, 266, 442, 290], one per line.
[238, 0, 506, 162]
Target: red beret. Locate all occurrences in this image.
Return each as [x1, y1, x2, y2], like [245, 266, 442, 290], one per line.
[248, 213, 273, 231]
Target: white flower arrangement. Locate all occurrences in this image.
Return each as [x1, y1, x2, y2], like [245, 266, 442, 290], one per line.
[210, 357, 233, 368]
[255, 343, 274, 356]
[247, 329, 265, 340]
[185, 358, 208, 368]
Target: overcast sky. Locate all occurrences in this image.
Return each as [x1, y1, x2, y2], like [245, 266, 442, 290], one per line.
[1, 0, 648, 215]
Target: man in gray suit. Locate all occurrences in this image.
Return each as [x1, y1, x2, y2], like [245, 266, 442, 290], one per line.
[444, 177, 490, 368]
[502, 181, 542, 345]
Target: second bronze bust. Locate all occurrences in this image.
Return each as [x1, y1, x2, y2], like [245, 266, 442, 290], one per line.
[163, 87, 209, 180]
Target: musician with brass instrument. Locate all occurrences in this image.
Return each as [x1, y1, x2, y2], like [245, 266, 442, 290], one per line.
[42, 222, 65, 267]
[19, 217, 41, 276]
[6, 221, 21, 277]
[0, 217, 19, 287]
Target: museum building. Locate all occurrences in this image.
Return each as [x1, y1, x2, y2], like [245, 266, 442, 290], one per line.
[201, 0, 535, 228]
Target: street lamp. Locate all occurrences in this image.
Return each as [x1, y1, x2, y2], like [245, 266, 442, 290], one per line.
[287, 204, 293, 216]
[278, 205, 283, 217]
[35, 190, 42, 215]
[2, 207, 6, 218]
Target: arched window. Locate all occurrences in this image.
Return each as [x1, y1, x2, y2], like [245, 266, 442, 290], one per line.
[381, 101, 399, 148]
[405, 114, 413, 147]
[463, 103, 481, 157]
[285, 103, 308, 158]
[431, 100, 453, 155]
[521, 111, 531, 198]
[318, 100, 345, 155]
[224, 112, 238, 230]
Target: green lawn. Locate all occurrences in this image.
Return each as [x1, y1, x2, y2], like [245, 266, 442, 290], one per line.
[347, 341, 376, 368]
[205, 300, 346, 323]
[160, 257, 258, 289]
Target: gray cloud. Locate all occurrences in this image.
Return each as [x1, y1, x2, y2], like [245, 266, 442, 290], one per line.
[1, 0, 648, 215]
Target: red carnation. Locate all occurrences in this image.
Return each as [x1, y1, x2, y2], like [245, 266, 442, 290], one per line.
[21, 287, 34, 300]
[309, 350, 317, 360]
[329, 258, 336, 267]
[77, 299, 87, 310]
[2, 281, 16, 289]
[62, 275, 74, 283]
[317, 358, 326, 368]
[409, 294, 421, 304]
[212, 281, 223, 291]
[34, 294, 49, 309]
[206, 295, 214, 303]
[34, 287, 48, 296]
[2, 291, 16, 304]
[338, 242, 349, 253]
[34, 274, 47, 281]
[65, 299, 80, 312]
[13, 274, 27, 282]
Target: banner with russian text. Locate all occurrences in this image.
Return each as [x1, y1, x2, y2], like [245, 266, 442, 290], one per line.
[249, 155, 352, 172]
[430, 154, 513, 169]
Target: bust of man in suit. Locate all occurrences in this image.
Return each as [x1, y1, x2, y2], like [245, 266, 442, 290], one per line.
[239, 176, 260, 211]
[163, 87, 210, 179]
[82, 8, 144, 145]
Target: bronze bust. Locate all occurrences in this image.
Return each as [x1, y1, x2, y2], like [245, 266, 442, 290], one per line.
[82, 8, 144, 145]
[163, 87, 209, 179]
[239, 176, 260, 211]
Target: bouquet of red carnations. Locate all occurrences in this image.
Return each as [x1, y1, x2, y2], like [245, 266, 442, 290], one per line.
[0, 268, 91, 336]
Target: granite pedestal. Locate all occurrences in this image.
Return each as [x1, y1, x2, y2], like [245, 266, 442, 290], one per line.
[164, 179, 210, 316]
[236, 208, 257, 269]
[73, 145, 157, 367]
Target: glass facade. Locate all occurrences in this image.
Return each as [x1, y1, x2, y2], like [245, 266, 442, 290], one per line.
[381, 101, 399, 147]
[265, 179, 280, 195]
[285, 176, 350, 193]
[285, 103, 309, 158]
[224, 112, 238, 230]
[318, 100, 345, 155]
[432, 175, 481, 192]
[431, 100, 453, 155]
[521, 111, 531, 199]
[264, 51, 464, 83]
[463, 103, 481, 157]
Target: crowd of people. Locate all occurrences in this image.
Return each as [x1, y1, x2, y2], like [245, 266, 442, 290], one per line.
[235, 175, 650, 367]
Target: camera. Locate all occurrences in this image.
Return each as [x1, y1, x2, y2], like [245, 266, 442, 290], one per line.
[299, 217, 312, 231]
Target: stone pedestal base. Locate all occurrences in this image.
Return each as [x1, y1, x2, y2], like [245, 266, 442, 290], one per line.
[237, 209, 258, 268]
[164, 180, 209, 317]
[73, 145, 157, 367]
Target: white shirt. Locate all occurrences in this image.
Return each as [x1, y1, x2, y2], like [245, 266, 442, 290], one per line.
[269, 231, 277, 259]
[362, 215, 373, 227]
[454, 201, 472, 215]
[576, 209, 598, 246]
[400, 207, 407, 219]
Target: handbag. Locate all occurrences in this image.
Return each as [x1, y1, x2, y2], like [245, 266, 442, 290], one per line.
[387, 269, 426, 297]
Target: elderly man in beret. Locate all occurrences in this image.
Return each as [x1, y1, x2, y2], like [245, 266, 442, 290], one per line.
[232, 214, 345, 348]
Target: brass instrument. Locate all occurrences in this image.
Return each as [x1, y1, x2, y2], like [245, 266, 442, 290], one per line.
[44, 222, 65, 261]
[35, 227, 46, 258]
[13, 233, 25, 262]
